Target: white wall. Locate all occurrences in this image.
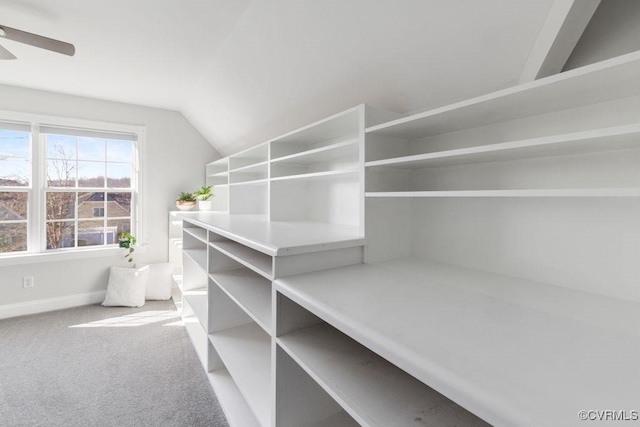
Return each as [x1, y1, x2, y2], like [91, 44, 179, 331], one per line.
[564, 0, 640, 71]
[0, 83, 220, 314]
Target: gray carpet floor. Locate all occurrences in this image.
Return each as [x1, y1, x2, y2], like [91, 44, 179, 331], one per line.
[0, 300, 229, 427]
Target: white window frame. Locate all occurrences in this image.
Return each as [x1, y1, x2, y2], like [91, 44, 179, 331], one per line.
[0, 109, 146, 266]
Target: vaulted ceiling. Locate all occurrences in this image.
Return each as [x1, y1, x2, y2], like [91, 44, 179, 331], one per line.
[0, 0, 555, 156]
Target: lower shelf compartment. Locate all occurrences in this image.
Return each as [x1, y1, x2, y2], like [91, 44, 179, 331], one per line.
[278, 323, 488, 427]
[183, 288, 208, 332]
[183, 314, 208, 370]
[208, 368, 260, 427]
[209, 322, 271, 426]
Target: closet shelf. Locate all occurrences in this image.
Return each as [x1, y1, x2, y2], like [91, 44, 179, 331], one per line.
[366, 51, 640, 140]
[228, 178, 268, 186]
[207, 369, 260, 427]
[209, 323, 271, 427]
[183, 288, 208, 331]
[209, 241, 273, 280]
[275, 258, 640, 427]
[229, 161, 269, 174]
[271, 169, 358, 182]
[278, 323, 488, 427]
[183, 248, 207, 270]
[365, 124, 640, 169]
[208, 170, 230, 177]
[365, 188, 640, 198]
[183, 227, 208, 243]
[178, 213, 364, 256]
[210, 270, 272, 334]
[270, 139, 358, 164]
[269, 106, 360, 146]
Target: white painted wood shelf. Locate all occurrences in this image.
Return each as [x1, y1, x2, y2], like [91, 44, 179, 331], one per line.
[275, 258, 640, 427]
[209, 323, 272, 427]
[209, 241, 273, 280]
[179, 213, 364, 256]
[183, 288, 208, 331]
[210, 270, 272, 334]
[183, 248, 207, 271]
[271, 169, 358, 182]
[183, 226, 208, 243]
[366, 124, 640, 169]
[366, 51, 640, 139]
[208, 369, 261, 427]
[271, 139, 358, 164]
[366, 188, 640, 198]
[278, 322, 488, 427]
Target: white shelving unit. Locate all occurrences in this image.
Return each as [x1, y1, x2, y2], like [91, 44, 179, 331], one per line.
[180, 104, 402, 426]
[270, 51, 640, 427]
[185, 53, 640, 425]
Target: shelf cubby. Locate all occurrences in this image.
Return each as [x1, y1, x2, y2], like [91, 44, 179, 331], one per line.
[207, 158, 230, 177]
[183, 225, 208, 243]
[229, 143, 269, 171]
[209, 240, 273, 280]
[183, 287, 209, 332]
[229, 162, 268, 184]
[209, 323, 272, 427]
[277, 321, 488, 426]
[208, 368, 261, 427]
[270, 139, 359, 164]
[210, 269, 272, 334]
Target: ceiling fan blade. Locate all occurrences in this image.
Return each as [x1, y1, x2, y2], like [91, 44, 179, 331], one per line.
[0, 43, 17, 60]
[0, 25, 75, 56]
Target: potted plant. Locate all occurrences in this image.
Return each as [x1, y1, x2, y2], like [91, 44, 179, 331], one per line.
[193, 185, 214, 211]
[176, 191, 197, 211]
[118, 232, 137, 263]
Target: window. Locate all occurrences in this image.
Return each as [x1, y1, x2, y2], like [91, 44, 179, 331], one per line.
[0, 123, 30, 254]
[0, 115, 143, 257]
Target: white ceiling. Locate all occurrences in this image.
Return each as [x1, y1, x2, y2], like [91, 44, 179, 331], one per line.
[0, 0, 555, 156]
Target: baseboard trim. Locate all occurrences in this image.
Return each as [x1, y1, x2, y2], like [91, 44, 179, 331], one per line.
[0, 290, 107, 320]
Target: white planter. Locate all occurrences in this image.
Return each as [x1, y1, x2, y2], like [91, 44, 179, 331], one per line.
[198, 200, 213, 211]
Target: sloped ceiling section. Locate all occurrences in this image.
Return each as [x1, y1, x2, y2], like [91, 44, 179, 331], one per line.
[183, 0, 554, 156]
[0, 0, 554, 157]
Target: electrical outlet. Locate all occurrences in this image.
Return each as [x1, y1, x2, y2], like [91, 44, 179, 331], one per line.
[23, 276, 34, 289]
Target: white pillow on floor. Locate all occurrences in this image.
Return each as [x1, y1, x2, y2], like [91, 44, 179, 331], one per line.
[102, 266, 150, 307]
[145, 263, 174, 301]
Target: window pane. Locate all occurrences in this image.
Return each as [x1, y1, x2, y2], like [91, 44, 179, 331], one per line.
[107, 192, 131, 217]
[78, 192, 105, 219]
[78, 137, 105, 161]
[107, 140, 133, 162]
[46, 135, 75, 159]
[47, 158, 76, 187]
[46, 221, 75, 249]
[107, 163, 131, 188]
[0, 157, 29, 186]
[0, 129, 29, 158]
[0, 192, 27, 220]
[0, 223, 27, 253]
[46, 193, 75, 220]
[78, 220, 105, 247]
[77, 161, 105, 187]
[107, 219, 130, 244]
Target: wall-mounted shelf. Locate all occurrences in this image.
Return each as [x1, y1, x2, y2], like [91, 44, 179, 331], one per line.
[365, 124, 640, 169]
[271, 139, 358, 164]
[271, 169, 358, 183]
[366, 188, 640, 198]
[366, 51, 640, 140]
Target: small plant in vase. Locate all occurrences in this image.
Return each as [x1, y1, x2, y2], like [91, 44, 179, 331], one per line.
[193, 185, 214, 211]
[176, 191, 197, 211]
[118, 232, 137, 264]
